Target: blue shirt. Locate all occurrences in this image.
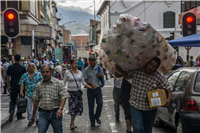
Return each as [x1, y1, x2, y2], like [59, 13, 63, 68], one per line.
[19, 72, 43, 97]
[83, 65, 104, 87]
[78, 60, 84, 67]
[52, 58, 55, 63]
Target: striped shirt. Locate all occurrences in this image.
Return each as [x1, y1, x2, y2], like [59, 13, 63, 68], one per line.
[63, 70, 87, 91]
[33, 77, 69, 110]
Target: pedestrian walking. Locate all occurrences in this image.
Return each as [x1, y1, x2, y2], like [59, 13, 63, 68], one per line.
[83, 54, 104, 127]
[63, 59, 92, 130]
[78, 57, 84, 71]
[31, 64, 69, 133]
[110, 72, 122, 123]
[116, 57, 173, 133]
[7, 54, 27, 121]
[83, 58, 88, 69]
[2, 58, 9, 94]
[121, 78, 132, 133]
[1, 66, 6, 95]
[19, 63, 43, 126]
[194, 57, 199, 67]
[23, 57, 28, 70]
[189, 56, 194, 67]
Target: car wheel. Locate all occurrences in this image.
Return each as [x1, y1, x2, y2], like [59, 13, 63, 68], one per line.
[154, 113, 165, 127]
[176, 118, 189, 133]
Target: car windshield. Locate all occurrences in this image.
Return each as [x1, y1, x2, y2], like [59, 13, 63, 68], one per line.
[194, 73, 200, 92]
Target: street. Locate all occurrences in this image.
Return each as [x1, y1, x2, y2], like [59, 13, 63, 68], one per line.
[1, 79, 176, 133]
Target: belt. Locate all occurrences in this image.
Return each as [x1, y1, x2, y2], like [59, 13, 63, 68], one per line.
[39, 107, 58, 112]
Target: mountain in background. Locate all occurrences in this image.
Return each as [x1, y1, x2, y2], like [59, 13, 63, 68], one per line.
[57, 5, 100, 35]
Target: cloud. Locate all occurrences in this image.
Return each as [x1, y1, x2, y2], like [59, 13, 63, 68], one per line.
[57, 0, 102, 13]
[57, 5, 93, 15]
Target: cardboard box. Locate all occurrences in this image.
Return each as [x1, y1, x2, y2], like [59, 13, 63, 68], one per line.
[147, 89, 167, 108]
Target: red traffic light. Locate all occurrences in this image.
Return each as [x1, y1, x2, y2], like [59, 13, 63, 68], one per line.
[186, 16, 194, 23]
[89, 50, 91, 53]
[7, 13, 14, 20]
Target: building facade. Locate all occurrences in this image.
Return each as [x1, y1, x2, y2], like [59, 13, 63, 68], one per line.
[1, 0, 60, 59]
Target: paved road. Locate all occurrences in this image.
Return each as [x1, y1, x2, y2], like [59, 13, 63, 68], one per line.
[1, 79, 176, 133]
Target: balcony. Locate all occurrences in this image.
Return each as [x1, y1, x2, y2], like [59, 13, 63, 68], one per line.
[181, 0, 200, 12]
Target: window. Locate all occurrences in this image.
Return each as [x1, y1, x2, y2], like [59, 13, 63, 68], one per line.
[174, 72, 190, 92]
[163, 12, 175, 28]
[1, 1, 6, 11]
[7, 1, 18, 10]
[168, 72, 180, 88]
[194, 72, 200, 92]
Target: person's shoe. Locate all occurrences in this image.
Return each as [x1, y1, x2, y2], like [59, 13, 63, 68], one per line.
[91, 123, 95, 127]
[17, 116, 26, 120]
[116, 119, 120, 123]
[36, 121, 39, 126]
[9, 111, 14, 122]
[126, 130, 133, 133]
[96, 119, 101, 124]
[28, 122, 33, 126]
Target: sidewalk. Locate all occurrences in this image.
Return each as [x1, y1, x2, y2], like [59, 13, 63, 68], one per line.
[1, 94, 15, 127]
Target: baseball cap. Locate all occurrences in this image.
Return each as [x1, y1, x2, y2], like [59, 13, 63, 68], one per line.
[89, 54, 96, 60]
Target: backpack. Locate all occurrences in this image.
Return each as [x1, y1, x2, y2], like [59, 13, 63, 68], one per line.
[98, 65, 105, 87]
[55, 73, 62, 80]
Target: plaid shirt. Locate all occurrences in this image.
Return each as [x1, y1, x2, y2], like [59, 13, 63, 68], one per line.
[33, 77, 69, 111]
[19, 72, 43, 97]
[128, 68, 173, 111]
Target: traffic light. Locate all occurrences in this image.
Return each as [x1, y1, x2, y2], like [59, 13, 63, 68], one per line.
[182, 12, 196, 37]
[3, 8, 20, 38]
[89, 50, 91, 55]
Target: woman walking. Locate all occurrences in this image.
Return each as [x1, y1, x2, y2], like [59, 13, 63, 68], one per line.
[1, 66, 5, 95]
[63, 59, 92, 130]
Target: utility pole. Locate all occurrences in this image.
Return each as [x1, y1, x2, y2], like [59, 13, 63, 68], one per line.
[94, 0, 96, 45]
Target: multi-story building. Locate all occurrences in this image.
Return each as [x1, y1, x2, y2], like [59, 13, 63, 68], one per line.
[1, 0, 60, 58]
[71, 34, 89, 51]
[97, 1, 200, 61]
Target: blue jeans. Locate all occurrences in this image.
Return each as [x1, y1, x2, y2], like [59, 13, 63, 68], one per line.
[27, 97, 39, 122]
[130, 105, 157, 133]
[38, 110, 63, 133]
[87, 88, 103, 124]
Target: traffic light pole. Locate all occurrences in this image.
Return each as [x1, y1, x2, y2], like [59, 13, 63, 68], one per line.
[8, 38, 12, 65]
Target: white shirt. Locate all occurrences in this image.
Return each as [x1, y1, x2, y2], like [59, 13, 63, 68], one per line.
[55, 65, 62, 73]
[63, 70, 87, 91]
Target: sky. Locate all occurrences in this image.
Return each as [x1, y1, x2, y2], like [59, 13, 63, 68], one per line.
[56, 0, 103, 15]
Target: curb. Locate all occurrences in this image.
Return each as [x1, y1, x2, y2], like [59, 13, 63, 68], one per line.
[1, 114, 16, 127]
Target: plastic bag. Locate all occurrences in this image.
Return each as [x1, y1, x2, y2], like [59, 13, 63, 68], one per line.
[100, 14, 177, 74]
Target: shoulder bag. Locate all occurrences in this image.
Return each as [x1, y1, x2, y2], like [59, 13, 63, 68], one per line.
[70, 70, 83, 97]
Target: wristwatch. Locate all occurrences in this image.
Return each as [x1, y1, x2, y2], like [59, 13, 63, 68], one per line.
[59, 107, 63, 111]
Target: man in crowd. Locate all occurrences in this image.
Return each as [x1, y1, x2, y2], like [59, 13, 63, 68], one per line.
[121, 78, 132, 133]
[7, 54, 27, 121]
[31, 65, 69, 133]
[78, 57, 84, 71]
[2, 58, 9, 94]
[110, 72, 122, 122]
[55, 62, 62, 74]
[19, 63, 43, 126]
[83, 55, 104, 127]
[189, 56, 194, 67]
[116, 57, 173, 133]
[34, 57, 39, 70]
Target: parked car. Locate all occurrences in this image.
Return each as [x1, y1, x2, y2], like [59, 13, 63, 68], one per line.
[165, 56, 185, 77]
[154, 67, 200, 133]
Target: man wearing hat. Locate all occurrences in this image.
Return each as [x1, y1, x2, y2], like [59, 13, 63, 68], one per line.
[83, 54, 104, 127]
[116, 57, 173, 133]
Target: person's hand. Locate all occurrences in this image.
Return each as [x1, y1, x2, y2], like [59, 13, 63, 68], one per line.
[115, 65, 122, 72]
[96, 73, 102, 77]
[56, 109, 62, 119]
[20, 92, 24, 97]
[91, 84, 97, 89]
[8, 87, 11, 93]
[164, 99, 170, 107]
[31, 115, 35, 124]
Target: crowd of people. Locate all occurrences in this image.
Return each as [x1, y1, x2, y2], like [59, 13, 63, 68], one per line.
[1, 53, 175, 133]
